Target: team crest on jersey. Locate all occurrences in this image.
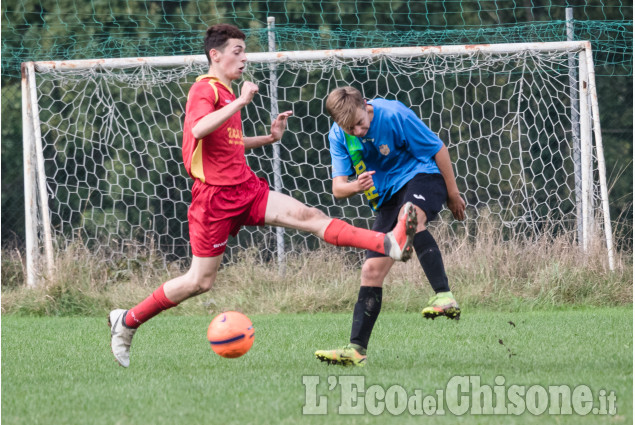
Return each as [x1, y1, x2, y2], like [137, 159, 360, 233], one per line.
[379, 144, 390, 156]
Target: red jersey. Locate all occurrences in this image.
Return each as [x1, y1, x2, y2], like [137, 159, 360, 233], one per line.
[182, 75, 253, 185]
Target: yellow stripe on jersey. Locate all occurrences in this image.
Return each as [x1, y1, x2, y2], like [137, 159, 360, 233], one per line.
[195, 74, 234, 95]
[190, 139, 205, 184]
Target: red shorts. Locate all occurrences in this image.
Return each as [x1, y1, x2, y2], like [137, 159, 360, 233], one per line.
[188, 173, 270, 257]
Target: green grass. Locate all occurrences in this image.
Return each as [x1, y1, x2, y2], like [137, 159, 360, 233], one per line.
[2, 307, 632, 424]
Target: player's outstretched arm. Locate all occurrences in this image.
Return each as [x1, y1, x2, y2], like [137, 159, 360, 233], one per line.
[243, 110, 293, 150]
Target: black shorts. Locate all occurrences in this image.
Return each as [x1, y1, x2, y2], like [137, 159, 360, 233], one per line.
[367, 173, 447, 259]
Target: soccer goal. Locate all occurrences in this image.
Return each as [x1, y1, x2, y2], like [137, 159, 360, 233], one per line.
[22, 40, 613, 286]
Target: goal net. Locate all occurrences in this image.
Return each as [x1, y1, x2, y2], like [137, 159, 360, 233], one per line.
[22, 41, 613, 285]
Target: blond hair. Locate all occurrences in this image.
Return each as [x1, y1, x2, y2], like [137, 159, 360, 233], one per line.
[325, 87, 365, 129]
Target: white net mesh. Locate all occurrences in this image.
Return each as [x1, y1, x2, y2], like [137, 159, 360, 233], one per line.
[31, 46, 605, 268]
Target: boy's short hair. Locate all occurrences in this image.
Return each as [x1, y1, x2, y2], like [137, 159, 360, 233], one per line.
[325, 87, 366, 129]
[204, 24, 246, 64]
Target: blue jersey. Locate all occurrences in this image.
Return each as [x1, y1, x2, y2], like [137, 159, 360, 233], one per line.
[329, 98, 443, 210]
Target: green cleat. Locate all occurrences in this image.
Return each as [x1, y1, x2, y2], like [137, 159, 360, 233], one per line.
[315, 344, 367, 367]
[421, 291, 461, 320]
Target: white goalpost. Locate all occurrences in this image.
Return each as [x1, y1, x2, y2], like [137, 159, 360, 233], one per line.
[22, 40, 614, 287]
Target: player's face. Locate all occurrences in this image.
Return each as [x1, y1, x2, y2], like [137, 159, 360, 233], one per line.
[342, 107, 371, 137]
[211, 39, 247, 81]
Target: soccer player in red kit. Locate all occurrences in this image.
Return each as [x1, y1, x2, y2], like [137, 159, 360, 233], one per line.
[108, 24, 417, 368]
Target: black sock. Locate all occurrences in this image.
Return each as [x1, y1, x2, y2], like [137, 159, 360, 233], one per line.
[414, 229, 450, 293]
[350, 286, 382, 351]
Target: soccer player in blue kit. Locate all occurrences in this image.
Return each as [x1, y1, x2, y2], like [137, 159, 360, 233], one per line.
[315, 86, 466, 367]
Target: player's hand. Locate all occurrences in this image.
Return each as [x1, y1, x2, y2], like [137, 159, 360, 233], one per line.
[356, 170, 376, 192]
[238, 81, 259, 106]
[447, 192, 466, 221]
[270, 111, 293, 141]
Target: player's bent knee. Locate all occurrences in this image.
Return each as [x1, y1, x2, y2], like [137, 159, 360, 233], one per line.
[361, 261, 388, 283]
[297, 205, 328, 223]
[413, 207, 428, 231]
[187, 276, 214, 295]
[309, 206, 328, 221]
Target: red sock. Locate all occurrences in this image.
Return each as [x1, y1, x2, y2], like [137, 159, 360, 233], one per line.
[124, 283, 177, 329]
[323, 219, 386, 255]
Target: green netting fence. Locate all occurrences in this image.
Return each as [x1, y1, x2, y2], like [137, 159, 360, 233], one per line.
[2, 1, 633, 77]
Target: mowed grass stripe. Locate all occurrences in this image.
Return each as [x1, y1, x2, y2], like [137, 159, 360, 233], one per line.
[2, 307, 632, 425]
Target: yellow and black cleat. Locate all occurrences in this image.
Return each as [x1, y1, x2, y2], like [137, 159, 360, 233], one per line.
[315, 345, 367, 367]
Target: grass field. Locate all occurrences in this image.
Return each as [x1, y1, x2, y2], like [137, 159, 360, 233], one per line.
[2, 307, 632, 424]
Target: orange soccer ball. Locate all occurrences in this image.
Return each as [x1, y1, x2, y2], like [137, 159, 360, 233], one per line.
[207, 311, 255, 358]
